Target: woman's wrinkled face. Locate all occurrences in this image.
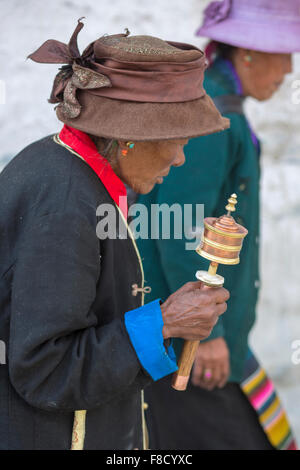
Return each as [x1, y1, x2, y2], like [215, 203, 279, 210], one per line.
[113, 139, 188, 194]
[234, 49, 292, 101]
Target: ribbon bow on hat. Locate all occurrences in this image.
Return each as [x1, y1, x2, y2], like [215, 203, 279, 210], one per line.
[28, 18, 112, 119]
[202, 0, 232, 28]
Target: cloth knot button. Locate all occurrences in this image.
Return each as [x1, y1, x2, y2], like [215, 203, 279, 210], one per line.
[131, 284, 152, 296]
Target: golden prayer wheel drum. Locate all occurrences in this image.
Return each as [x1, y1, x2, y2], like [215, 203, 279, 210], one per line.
[196, 194, 248, 265]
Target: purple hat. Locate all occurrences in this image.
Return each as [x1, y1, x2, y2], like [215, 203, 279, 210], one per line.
[196, 0, 300, 53]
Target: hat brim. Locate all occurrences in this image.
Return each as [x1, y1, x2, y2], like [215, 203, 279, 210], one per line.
[197, 18, 300, 54]
[57, 91, 229, 141]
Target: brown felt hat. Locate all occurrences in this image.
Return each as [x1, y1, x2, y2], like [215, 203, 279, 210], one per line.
[28, 19, 229, 141]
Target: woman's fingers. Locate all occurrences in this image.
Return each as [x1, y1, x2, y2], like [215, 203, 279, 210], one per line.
[191, 338, 230, 390]
[191, 357, 204, 386]
[161, 284, 230, 341]
[218, 357, 230, 389]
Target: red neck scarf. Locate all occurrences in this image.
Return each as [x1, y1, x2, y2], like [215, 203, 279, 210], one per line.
[58, 125, 128, 219]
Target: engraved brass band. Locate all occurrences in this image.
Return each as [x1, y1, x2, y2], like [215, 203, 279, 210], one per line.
[198, 250, 240, 265]
[204, 221, 247, 239]
[200, 235, 242, 252]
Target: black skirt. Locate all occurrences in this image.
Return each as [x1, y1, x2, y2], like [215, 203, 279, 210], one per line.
[144, 376, 275, 450]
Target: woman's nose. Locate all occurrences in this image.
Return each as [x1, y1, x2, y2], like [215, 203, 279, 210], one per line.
[284, 54, 293, 74]
[173, 149, 186, 167]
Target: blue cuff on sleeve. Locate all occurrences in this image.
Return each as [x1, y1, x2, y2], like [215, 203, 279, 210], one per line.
[124, 299, 178, 381]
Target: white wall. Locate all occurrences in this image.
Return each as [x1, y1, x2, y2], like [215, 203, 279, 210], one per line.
[0, 0, 299, 443]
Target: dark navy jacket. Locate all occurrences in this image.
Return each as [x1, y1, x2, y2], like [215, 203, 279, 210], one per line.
[0, 134, 151, 449]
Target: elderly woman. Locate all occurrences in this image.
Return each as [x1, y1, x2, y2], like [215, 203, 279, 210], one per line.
[0, 20, 230, 450]
[138, 0, 299, 450]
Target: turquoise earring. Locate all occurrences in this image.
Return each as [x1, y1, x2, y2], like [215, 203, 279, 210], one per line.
[126, 142, 135, 149]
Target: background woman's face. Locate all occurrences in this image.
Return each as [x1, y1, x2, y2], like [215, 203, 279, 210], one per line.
[114, 139, 188, 194]
[234, 49, 292, 101]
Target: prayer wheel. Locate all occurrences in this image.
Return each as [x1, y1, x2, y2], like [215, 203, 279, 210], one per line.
[172, 194, 248, 391]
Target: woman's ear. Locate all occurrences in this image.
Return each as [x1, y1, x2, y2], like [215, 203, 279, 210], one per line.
[117, 141, 136, 156]
[235, 47, 249, 63]
[118, 141, 136, 150]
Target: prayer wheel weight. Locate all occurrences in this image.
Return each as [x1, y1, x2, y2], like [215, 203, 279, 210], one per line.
[172, 194, 248, 391]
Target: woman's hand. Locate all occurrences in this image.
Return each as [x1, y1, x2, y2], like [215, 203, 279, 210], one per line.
[191, 337, 230, 390]
[160, 281, 229, 341]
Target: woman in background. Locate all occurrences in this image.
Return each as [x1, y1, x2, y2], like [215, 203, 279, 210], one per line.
[138, 0, 300, 450]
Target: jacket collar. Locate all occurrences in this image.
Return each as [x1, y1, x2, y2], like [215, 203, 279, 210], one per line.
[207, 57, 243, 96]
[58, 125, 128, 218]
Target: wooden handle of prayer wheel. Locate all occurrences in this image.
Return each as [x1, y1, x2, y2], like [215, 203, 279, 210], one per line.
[172, 262, 223, 391]
[171, 340, 200, 391]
